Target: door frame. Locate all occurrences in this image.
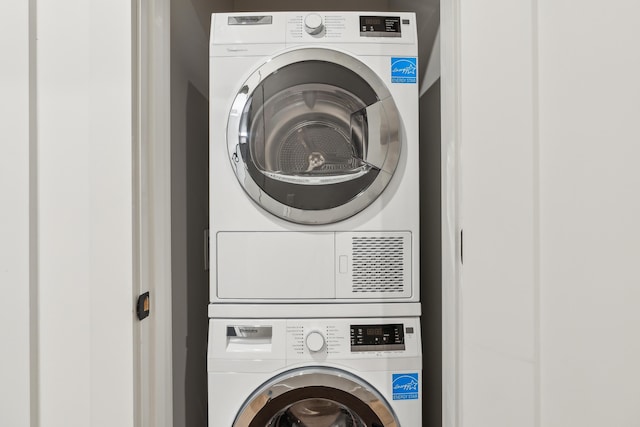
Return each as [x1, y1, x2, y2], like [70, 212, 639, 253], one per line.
[134, 1, 462, 426]
[440, 1, 462, 427]
[133, 0, 173, 426]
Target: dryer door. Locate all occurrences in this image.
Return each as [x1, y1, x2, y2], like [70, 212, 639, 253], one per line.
[232, 368, 398, 427]
[227, 48, 402, 225]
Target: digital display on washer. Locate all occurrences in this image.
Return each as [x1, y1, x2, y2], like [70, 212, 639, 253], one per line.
[350, 323, 405, 352]
[359, 16, 401, 37]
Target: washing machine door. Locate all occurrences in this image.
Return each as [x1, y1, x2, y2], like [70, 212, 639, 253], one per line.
[232, 367, 398, 427]
[227, 48, 402, 225]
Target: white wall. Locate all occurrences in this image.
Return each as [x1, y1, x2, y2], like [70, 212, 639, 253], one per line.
[0, 1, 36, 426]
[538, 1, 640, 425]
[37, 1, 135, 426]
[1, 2, 137, 425]
[457, 0, 640, 425]
[459, 0, 538, 424]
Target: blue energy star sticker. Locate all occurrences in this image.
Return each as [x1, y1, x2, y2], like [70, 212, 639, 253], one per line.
[392, 373, 419, 400]
[391, 57, 417, 84]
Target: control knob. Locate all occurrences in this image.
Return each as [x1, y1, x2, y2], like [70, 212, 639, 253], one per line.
[304, 13, 324, 35]
[305, 331, 326, 353]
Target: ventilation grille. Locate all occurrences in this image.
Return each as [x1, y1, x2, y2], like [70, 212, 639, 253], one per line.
[351, 236, 405, 293]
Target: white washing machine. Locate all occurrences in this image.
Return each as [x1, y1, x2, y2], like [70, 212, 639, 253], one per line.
[208, 313, 422, 426]
[210, 12, 420, 303]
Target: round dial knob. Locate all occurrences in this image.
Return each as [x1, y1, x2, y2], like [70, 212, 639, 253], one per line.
[304, 13, 324, 35]
[305, 331, 326, 352]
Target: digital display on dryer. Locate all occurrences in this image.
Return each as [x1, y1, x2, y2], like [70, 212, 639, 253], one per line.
[359, 16, 401, 37]
[350, 323, 405, 352]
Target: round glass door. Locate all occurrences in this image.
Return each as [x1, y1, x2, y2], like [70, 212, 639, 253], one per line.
[232, 368, 399, 427]
[227, 48, 402, 224]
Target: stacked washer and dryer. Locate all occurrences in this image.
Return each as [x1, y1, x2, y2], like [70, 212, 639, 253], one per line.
[209, 11, 421, 426]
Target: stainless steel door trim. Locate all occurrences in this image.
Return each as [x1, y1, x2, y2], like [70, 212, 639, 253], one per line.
[226, 48, 402, 225]
[232, 367, 398, 427]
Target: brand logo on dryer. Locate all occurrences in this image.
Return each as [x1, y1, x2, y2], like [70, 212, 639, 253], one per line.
[392, 373, 419, 400]
[391, 57, 417, 84]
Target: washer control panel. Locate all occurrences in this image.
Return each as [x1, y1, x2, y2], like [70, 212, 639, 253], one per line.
[284, 317, 419, 359]
[210, 317, 420, 362]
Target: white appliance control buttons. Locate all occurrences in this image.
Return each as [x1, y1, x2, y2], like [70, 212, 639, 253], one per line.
[305, 331, 326, 352]
[304, 13, 324, 35]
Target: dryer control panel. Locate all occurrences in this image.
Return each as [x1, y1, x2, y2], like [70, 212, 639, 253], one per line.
[211, 12, 416, 48]
[284, 12, 414, 44]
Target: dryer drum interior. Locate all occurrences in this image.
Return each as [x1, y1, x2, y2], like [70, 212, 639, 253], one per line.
[229, 49, 402, 224]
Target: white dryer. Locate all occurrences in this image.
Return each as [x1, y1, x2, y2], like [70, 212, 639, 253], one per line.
[210, 12, 420, 303]
[208, 314, 422, 426]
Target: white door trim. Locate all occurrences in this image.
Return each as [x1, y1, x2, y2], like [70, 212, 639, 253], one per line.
[133, 0, 173, 426]
[441, 1, 462, 426]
